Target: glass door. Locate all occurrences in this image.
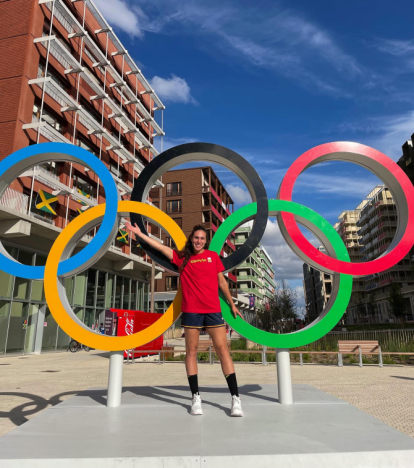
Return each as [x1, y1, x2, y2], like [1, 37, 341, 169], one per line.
[24, 303, 39, 354]
[6, 302, 29, 354]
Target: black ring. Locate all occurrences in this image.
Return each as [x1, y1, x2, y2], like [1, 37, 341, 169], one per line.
[130, 142, 268, 273]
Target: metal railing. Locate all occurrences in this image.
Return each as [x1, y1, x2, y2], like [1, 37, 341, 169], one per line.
[0, 187, 29, 215]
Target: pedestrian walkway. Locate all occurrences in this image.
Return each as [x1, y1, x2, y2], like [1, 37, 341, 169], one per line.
[0, 350, 413, 439]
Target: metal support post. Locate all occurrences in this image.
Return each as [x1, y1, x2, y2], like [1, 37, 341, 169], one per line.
[150, 261, 155, 313]
[276, 348, 293, 405]
[262, 346, 268, 366]
[299, 353, 303, 366]
[209, 345, 212, 365]
[338, 353, 343, 367]
[359, 346, 363, 367]
[107, 351, 124, 408]
[378, 347, 383, 368]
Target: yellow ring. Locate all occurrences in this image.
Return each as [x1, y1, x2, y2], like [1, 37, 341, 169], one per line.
[44, 201, 186, 351]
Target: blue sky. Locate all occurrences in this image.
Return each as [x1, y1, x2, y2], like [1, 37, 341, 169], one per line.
[95, 0, 414, 302]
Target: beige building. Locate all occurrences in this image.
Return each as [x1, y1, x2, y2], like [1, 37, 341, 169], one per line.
[235, 225, 276, 324]
[335, 186, 414, 324]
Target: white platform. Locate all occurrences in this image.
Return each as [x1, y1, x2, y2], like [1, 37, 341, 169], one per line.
[1, 384, 414, 468]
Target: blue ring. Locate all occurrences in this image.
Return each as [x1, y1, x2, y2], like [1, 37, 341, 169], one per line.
[0, 143, 118, 280]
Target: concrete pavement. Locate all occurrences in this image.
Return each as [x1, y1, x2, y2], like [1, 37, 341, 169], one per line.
[0, 350, 413, 439]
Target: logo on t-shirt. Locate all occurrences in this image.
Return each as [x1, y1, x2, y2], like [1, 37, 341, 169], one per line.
[207, 257, 212, 263]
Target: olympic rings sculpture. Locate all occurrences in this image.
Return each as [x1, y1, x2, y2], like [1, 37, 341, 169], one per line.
[0, 141, 413, 351]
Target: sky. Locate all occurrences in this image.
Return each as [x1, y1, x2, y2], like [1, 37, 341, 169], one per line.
[94, 0, 414, 306]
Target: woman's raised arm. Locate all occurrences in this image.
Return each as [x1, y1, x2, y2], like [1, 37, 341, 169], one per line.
[125, 221, 174, 260]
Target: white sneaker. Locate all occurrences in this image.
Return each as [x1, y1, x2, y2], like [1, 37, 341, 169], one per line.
[191, 394, 203, 415]
[231, 395, 244, 417]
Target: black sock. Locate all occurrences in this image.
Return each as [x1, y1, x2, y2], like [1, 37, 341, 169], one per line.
[188, 374, 199, 396]
[225, 373, 239, 397]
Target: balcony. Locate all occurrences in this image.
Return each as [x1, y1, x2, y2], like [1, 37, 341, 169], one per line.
[238, 288, 264, 299]
[166, 189, 182, 197]
[237, 261, 262, 277]
[167, 207, 182, 215]
[35, 35, 158, 156]
[43, 0, 164, 129]
[237, 275, 262, 287]
[0, 187, 29, 215]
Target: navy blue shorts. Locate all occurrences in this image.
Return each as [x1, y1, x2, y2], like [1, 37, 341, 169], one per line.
[181, 312, 225, 329]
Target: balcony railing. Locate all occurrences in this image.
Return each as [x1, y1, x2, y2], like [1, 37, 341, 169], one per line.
[167, 207, 182, 214]
[166, 189, 182, 197]
[0, 187, 29, 215]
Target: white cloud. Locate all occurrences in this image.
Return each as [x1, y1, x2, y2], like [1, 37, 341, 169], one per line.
[149, 75, 197, 104]
[295, 173, 380, 198]
[153, 136, 198, 153]
[373, 38, 414, 56]
[134, 0, 368, 97]
[338, 111, 414, 159]
[226, 184, 251, 206]
[94, 0, 143, 37]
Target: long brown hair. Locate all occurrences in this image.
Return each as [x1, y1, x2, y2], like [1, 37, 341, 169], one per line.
[175, 224, 210, 272]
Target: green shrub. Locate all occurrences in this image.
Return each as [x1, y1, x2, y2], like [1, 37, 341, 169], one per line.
[347, 355, 357, 364]
[302, 353, 310, 363]
[231, 339, 247, 350]
[249, 353, 262, 362]
[198, 352, 209, 361]
[383, 355, 396, 365]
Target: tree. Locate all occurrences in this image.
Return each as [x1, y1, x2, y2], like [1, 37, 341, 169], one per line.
[258, 279, 298, 333]
[388, 283, 408, 323]
[355, 297, 366, 325]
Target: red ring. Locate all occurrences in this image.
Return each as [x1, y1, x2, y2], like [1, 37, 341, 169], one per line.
[278, 142, 414, 276]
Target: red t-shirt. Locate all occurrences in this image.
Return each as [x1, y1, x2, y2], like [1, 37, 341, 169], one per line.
[171, 249, 225, 313]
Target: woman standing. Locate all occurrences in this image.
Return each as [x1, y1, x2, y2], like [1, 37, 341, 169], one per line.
[125, 222, 244, 417]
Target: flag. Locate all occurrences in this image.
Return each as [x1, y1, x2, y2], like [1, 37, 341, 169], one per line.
[117, 229, 129, 244]
[35, 190, 57, 215]
[249, 295, 255, 308]
[76, 188, 90, 206]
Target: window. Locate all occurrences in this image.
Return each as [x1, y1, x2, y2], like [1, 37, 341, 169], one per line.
[77, 137, 99, 157]
[166, 276, 179, 291]
[166, 237, 172, 247]
[167, 182, 182, 197]
[73, 172, 97, 200]
[167, 200, 182, 214]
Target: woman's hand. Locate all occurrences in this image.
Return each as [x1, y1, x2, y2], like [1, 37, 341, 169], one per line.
[231, 305, 244, 320]
[125, 221, 142, 237]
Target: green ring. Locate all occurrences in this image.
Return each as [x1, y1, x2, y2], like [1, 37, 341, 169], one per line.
[210, 200, 352, 348]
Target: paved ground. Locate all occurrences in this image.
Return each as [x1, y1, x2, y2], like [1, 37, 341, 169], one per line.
[1, 349, 413, 439]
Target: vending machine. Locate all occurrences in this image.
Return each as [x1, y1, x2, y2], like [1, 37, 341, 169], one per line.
[112, 309, 164, 359]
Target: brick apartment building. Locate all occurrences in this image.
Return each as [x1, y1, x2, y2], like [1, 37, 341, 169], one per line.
[151, 167, 239, 315]
[0, 0, 165, 354]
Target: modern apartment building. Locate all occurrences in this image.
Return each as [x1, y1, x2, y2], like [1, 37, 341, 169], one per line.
[303, 247, 332, 323]
[0, 0, 165, 354]
[235, 225, 277, 324]
[333, 201, 370, 313]
[151, 167, 239, 318]
[333, 186, 414, 324]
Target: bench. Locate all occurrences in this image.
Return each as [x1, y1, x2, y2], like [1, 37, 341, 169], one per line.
[338, 340, 383, 368]
[197, 340, 231, 364]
